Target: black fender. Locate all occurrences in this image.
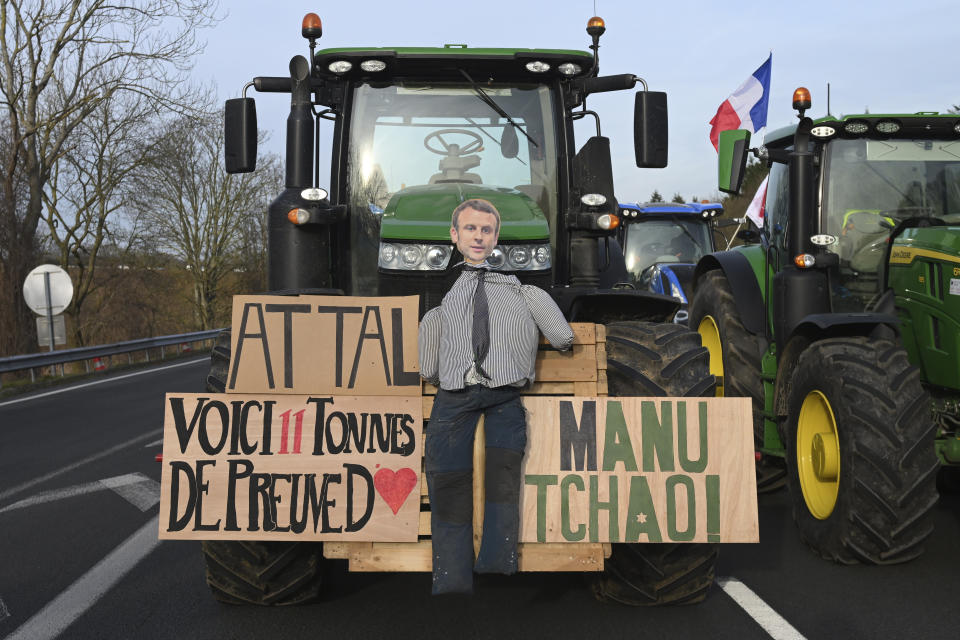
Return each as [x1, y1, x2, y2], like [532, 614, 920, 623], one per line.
[694, 252, 766, 335]
[772, 312, 900, 424]
[550, 287, 680, 324]
[790, 312, 900, 341]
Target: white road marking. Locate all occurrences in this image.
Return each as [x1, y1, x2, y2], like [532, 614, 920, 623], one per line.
[143, 438, 164, 448]
[0, 473, 160, 514]
[4, 516, 161, 640]
[0, 356, 208, 409]
[101, 474, 161, 512]
[0, 595, 10, 622]
[718, 577, 807, 640]
[0, 430, 161, 503]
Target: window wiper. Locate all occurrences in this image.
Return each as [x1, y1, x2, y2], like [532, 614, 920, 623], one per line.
[458, 69, 538, 148]
[462, 115, 528, 166]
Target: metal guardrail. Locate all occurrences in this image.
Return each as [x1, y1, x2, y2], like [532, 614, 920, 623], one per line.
[0, 329, 223, 383]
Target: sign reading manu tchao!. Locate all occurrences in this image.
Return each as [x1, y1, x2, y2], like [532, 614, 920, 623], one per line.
[518, 397, 758, 544]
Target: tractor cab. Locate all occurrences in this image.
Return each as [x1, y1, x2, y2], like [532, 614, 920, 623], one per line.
[720, 107, 960, 315]
[225, 14, 670, 318]
[617, 202, 721, 312]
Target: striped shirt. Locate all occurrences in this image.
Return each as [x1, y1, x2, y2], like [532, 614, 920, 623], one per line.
[419, 268, 574, 390]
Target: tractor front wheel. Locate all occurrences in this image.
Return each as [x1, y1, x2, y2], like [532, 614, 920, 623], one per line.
[785, 338, 938, 564]
[689, 269, 784, 492]
[592, 321, 718, 605]
[200, 329, 324, 604]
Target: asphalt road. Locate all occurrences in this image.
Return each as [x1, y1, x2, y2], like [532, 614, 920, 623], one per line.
[1, 359, 959, 640]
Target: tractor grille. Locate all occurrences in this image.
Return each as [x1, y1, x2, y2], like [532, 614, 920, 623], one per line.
[378, 270, 553, 319]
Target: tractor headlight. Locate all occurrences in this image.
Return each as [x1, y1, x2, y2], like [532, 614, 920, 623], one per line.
[875, 120, 901, 135]
[525, 61, 551, 73]
[670, 281, 684, 301]
[497, 243, 551, 271]
[425, 246, 450, 269]
[328, 60, 353, 74]
[379, 243, 452, 271]
[843, 120, 869, 135]
[360, 59, 386, 72]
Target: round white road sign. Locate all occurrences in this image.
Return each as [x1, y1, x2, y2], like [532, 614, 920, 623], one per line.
[23, 264, 74, 315]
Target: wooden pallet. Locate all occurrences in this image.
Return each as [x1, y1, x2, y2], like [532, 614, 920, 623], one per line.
[324, 322, 611, 572]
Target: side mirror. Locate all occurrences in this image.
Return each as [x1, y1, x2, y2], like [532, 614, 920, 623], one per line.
[500, 125, 519, 159]
[224, 97, 257, 173]
[736, 228, 760, 243]
[634, 91, 667, 168]
[718, 129, 750, 194]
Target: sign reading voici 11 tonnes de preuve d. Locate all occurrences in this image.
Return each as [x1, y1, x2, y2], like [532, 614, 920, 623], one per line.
[158, 294, 758, 544]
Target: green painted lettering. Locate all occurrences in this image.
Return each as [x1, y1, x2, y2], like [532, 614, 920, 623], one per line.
[624, 476, 662, 542]
[666, 475, 696, 541]
[560, 475, 586, 541]
[601, 401, 637, 472]
[641, 401, 675, 472]
[706, 474, 720, 542]
[525, 474, 558, 542]
[677, 401, 708, 472]
[589, 475, 619, 542]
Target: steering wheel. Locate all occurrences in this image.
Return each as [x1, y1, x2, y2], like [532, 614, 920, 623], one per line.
[424, 129, 484, 156]
[850, 236, 888, 273]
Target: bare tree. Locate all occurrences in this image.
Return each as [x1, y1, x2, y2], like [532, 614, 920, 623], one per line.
[0, 0, 219, 356]
[134, 111, 281, 330]
[42, 89, 156, 345]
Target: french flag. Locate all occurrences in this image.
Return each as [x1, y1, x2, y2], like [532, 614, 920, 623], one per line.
[709, 54, 772, 151]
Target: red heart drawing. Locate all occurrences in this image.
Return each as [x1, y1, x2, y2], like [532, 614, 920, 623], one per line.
[374, 467, 418, 515]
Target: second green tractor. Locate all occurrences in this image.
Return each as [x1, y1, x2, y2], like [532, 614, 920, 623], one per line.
[691, 88, 960, 564]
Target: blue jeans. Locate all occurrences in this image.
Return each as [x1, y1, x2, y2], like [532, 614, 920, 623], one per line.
[425, 385, 527, 595]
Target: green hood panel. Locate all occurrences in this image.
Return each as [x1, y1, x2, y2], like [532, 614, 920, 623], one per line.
[380, 183, 549, 242]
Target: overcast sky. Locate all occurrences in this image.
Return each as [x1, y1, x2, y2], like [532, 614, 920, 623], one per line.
[194, 0, 958, 204]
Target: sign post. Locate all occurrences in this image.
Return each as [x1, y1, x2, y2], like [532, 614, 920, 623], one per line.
[23, 264, 73, 350]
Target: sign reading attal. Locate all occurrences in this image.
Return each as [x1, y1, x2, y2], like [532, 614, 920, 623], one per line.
[227, 294, 421, 396]
[159, 295, 424, 542]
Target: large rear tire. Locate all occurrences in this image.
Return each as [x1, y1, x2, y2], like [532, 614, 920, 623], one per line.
[592, 322, 718, 605]
[200, 329, 324, 605]
[785, 338, 938, 564]
[689, 269, 785, 492]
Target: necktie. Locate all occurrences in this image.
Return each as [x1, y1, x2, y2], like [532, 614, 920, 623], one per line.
[471, 268, 490, 379]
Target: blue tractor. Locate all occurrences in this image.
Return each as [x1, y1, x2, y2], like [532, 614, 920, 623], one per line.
[616, 202, 724, 322]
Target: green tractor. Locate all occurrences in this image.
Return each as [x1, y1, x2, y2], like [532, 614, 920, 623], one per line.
[208, 13, 719, 605]
[691, 87, 956, 563]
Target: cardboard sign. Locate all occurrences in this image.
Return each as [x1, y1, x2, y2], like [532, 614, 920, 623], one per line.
[518, 397, 758, 543]
[158, 394, 424, 541]
[227, 295, 420, 396]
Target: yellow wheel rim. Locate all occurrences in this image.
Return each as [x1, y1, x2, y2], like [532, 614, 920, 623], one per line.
[697, 315, 723, 397]
[796, 390, 841, 519]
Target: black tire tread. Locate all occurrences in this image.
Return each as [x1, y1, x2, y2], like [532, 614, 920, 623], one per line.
[594, 321, 718, 606]
[200, 329, 324, 605]
[688, 269, 785, 492]
[785, 337, 938, 565]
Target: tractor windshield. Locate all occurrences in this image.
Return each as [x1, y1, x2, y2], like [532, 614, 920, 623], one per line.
[344, 81, 558, 294]
[822, 137, 960, 310]
[622, 218, 712, 285]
